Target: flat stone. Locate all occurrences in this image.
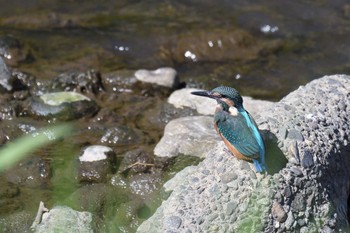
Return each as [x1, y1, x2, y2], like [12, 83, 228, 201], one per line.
[154, 116, 220, 158]
[135, 67, 178, 88]
[30, 92, 99, 120]
[79, 145, 112, 162]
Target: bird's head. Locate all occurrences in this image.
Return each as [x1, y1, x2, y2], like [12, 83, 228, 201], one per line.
[191, 86, 244, 111]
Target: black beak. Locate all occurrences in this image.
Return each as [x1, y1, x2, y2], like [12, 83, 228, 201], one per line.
[191, 90, 217, 99]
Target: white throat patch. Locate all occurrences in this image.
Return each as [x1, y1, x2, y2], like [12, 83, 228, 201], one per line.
[228, 106, 239, 116]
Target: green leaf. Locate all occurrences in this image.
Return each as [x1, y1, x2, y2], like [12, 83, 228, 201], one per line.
[0, 123, 72, 173]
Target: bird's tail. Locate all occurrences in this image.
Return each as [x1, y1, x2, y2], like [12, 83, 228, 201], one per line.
[253, 159, 266, 173]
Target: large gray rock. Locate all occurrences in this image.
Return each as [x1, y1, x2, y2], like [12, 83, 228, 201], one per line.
[154, 116, 220, 158]
[138, 75, 350, 232]
[34, 206, 94, 233]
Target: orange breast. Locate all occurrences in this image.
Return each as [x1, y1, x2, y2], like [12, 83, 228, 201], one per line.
[214, 124, 252, 162]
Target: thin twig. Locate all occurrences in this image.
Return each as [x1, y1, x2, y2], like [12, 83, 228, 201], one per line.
[30, 201, 49, 230]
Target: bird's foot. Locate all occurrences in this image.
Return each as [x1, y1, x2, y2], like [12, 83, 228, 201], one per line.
[223, 148, 236, 157]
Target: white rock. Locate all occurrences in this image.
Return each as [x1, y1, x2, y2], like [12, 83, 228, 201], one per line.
[135, 67, 178, 88]
[79, 145, 112, 162]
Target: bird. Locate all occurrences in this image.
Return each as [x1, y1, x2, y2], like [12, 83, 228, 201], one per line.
[191, 86, 266, 173]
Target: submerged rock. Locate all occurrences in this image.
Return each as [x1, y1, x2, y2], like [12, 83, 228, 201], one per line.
[0, 35, 31, 66]
[50, 70, 104, 95]
[30, 91, 99, 120]
[77, 145, 116, 183]
[66, 183, 130, 217]
[102, 70, 137, 93]
[5, 157, 51, 188]
[137, 75, 350, 232]
[119, 148, 155, 175]
[34, 206, 95, 233]
[128, 172, 163, 199]
[100, 125, 143, 146]
[135, 67, 178, 88]
[0, 210, 33, 233]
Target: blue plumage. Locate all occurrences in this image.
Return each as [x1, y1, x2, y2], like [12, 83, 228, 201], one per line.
[191, 86, 266, 173]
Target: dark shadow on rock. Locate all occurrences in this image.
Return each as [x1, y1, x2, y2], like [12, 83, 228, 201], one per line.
[317, 144, 350, 231]
[261, 130, 288, 175]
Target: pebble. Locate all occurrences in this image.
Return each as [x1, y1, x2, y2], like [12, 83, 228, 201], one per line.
[301, 149, 314, 167]
[225, 202, 237, 216]
[285, 211, 294, 230]
[290, 167, 303, 177]
[287, 129, 304, 141]
[272, 201, 287, 223]
[164, 216, 182, 229]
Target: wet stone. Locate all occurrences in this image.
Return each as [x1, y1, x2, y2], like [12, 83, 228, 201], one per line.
[77, 145, 116, 183]
[34, 206, 94, 233]
[50, 70, 104, 95]
[128, 172, 163, 198]
[5, 157, 51, 188]
[30, 92, 99, 121]
[102, 70, 137, 93]
[119, 148, 154, 175]
[0, 35, 30, 66]
[101, 125, 143, 146]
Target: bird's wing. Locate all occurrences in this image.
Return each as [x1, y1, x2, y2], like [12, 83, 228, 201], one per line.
[216, 110, 260, 158]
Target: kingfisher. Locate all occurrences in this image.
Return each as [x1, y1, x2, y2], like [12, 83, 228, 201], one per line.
[191, 86, 266, 173]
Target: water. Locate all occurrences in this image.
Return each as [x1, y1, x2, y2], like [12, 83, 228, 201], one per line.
[1, 1, 349, 100]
